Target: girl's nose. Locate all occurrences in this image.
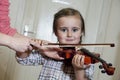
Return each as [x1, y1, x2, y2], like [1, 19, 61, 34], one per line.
[67, 31, 72, 37]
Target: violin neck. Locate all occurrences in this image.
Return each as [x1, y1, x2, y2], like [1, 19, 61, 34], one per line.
[80, 48, 106, 63]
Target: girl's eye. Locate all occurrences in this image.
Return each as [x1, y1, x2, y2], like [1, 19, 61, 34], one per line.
[60, 28, 67, 32]
[72, 28, 79, 32]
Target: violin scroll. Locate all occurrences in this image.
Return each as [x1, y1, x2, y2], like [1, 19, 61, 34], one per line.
[99, 63, 115, 75]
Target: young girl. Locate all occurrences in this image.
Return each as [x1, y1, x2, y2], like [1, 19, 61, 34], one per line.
[16, 8, 94, 80]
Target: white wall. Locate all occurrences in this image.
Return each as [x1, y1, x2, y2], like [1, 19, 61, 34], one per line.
[0, 0, 120, 80]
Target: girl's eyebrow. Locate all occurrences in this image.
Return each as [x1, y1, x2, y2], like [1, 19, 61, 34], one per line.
[72, 27, 81, 29]
[58, 27, 81, 30]
[72, 27, 80, 28]
[58, 27, 67, 28]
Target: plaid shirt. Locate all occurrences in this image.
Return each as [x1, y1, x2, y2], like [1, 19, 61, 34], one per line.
[16, 50, 94, 80]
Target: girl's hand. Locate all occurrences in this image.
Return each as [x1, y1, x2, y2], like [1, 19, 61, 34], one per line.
[72, 54, 85, 70]
[72, 53, 90, 70]
[30, 39, 64, 60]
[72, 54, 90, 80]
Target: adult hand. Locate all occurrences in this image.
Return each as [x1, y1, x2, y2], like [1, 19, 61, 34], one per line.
[8, 36, 32, 52]
[8, 33, 32, 52]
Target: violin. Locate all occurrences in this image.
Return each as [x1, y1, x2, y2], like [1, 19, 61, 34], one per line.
[58, 46, 115, 76]
[31, 42, 115, 75]
[47, 43, 115, 75]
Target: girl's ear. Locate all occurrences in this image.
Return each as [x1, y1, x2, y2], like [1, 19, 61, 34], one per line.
[81, 32, 84, 36]
[54, 31, 59, 37]
[80, 36, 82, 43]
[54, 32, 57, 37]
[80, 33, 83, 43]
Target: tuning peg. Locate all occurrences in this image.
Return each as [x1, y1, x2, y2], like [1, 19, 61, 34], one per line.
[108, 63, 112, 66]
[99, 65, 103, 69]
[101, 70, 106, 73]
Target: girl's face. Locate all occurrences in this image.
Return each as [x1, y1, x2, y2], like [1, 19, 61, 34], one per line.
[56, 15, 82, 44]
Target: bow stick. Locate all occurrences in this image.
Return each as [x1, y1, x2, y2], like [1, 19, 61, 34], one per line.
[42, 43, 115, 47]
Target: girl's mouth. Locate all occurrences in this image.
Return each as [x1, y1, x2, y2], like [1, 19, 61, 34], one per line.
[66, 39, 74, 41]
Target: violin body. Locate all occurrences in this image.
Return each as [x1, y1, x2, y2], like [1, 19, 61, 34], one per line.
[60, 47, 100, 65]
[60, 47, 115, 75]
